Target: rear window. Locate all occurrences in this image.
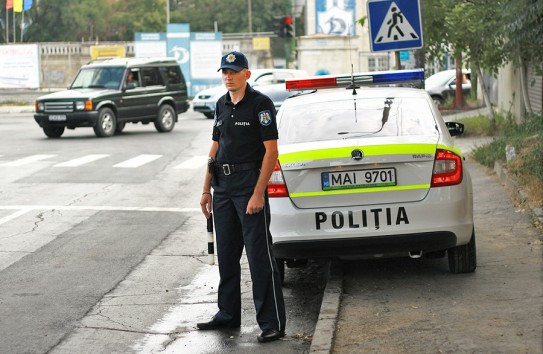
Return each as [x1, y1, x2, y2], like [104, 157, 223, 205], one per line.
[159, 66, 184, 85]
[278, 97, 437, 144]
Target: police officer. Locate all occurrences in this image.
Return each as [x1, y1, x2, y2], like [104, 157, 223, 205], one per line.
[198, 51, 286, 343]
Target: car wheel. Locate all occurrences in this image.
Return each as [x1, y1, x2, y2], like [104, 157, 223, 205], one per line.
[432, 96, 444, 107]
[115, 121, 126, 134]
[276, 258, 285, 285]
[93, 107, 116, 137]
[154, 105, 176, 132]
[204, 113, 214, 119]
[448, 228, 477, 273]
[43, 126, 65, 138]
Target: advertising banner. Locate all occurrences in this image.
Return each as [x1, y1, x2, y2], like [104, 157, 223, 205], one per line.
[190, 32, 222, 95]
[0, 44, 40, 89]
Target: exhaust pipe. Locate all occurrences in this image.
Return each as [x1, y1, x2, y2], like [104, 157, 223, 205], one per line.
[409, 250, 423, 259]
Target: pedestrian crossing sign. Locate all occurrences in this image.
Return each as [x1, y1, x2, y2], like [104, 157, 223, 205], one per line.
[367, 0, 423, 52]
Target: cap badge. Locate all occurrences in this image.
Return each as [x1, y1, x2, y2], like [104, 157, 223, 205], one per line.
[226, 54, 236, 63]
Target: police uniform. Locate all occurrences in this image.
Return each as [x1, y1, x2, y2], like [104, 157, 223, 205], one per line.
[207, 57, 286, 337]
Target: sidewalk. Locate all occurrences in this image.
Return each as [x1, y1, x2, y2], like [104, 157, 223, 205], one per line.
[309, 106, 539, 353]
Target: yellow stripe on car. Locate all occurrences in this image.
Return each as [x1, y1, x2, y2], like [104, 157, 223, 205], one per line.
[288, 184, 430, 198]
[279, 144, 438, 164]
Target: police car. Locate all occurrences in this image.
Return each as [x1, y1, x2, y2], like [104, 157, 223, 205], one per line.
[267, 69, 476, 280]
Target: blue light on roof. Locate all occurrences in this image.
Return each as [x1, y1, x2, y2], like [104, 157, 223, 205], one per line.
[371, 69, 425, 84]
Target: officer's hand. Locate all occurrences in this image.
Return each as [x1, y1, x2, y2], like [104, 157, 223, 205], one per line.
[246, 194, 264, 215]
[200, 193, 212, 219]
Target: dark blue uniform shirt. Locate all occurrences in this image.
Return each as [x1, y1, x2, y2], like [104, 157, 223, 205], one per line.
[212, 84, 278, 164]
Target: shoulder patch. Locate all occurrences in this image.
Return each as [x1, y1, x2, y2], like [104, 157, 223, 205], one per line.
[258, 110, 272, 126]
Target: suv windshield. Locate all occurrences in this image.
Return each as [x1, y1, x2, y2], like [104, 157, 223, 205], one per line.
[279, 97, 438, 144]
[71, 66, 125, 90]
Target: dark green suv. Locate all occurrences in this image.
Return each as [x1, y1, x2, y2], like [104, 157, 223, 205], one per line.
[34, 57, 189, 138]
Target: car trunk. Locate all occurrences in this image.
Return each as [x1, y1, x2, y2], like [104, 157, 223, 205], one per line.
[278, 135, 438, 209]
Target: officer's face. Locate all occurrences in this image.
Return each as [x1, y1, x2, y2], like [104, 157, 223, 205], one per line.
[221, 68, 251, 93]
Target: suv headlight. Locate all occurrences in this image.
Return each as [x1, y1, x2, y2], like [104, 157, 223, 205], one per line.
[36, 102, 44, 112]
[76, 101, 85, 110]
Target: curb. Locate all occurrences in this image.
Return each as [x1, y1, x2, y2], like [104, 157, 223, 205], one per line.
[309, 260, 343, 354]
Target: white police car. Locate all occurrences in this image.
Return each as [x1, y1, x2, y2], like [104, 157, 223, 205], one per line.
[267, 69, 476, 279]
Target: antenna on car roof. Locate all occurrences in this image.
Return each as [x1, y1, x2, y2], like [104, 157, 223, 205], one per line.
[346, 34, 358, 96]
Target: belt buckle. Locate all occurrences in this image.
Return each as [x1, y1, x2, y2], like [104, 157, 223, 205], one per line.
[222, 164, 231, 176]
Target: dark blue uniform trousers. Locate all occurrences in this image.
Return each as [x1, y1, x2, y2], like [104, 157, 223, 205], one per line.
[211, 168, 286, 332]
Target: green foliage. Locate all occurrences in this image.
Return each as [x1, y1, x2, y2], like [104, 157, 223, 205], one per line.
[7, 0, 291, 42]
[502, 0, 543, 69]
[470, 112, 543, 191]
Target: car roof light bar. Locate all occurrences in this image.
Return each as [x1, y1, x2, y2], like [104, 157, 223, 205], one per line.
[285, 69, 425, 91]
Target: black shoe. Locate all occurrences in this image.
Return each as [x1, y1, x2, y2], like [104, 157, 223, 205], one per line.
[257, 329, 285, 343]
[196, 318, 240, 330]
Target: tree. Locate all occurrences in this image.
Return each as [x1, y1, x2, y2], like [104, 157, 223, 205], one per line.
[424, 0, 507, 131]
[502, 0, 543, 114]
[169, 0, 291, 33]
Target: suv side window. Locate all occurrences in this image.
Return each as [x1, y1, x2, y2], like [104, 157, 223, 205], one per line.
[159, 66, 183, 85]
[141, 67, 163, 87]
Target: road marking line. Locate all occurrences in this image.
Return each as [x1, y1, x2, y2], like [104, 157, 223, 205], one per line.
[113, 154, 162, 168]
[0, 209, 32, 226]
[0, 154, 56, 166]
[54, 154, 110, 167]
[174, 156, 207, 170]
[0, 205, 200, 213]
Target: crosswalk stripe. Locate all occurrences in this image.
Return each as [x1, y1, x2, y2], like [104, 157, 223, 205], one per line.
[113, 154, 162, 168]
[0, 154, 56, 166]
[54, 154, 110, 167]
[174, 156, 207, 170]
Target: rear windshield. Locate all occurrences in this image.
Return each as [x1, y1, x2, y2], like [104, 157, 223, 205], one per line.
[278, 97, 438, 144]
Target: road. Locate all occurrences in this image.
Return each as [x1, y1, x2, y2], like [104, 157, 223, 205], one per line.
[0, 111, 326, 354]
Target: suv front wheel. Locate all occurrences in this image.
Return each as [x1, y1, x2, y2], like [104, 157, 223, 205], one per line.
[94, 107, 116, 137]
[43, 126, 65, 138]
[154, 105, 176, 133]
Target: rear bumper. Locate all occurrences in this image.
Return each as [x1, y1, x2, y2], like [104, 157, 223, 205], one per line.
[269, 182, 474, 260]
[272, 232, 457, 259]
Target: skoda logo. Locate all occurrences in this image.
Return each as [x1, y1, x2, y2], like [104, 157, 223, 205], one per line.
[351, 149, 364, 160]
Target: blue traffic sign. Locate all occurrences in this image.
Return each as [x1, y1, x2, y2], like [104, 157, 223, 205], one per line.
[367, 0, 423, 52]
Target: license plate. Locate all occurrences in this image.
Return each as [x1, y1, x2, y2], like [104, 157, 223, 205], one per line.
[322, 168, 396, 191]
[48, 115, 66, 122]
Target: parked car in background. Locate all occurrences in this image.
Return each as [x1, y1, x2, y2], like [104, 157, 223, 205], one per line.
[425, 69, 471, 107]
[34, 58, 189, 138]
[192, 68, 308, 119]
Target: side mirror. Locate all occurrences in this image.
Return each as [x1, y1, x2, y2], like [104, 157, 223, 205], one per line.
[446, 121, 465, 136]
[125, 82, 136, 90]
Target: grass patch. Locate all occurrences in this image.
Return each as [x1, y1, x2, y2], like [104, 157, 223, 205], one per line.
[465, 111, 543, 207]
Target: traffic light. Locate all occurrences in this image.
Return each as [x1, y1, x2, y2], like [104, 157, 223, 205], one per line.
[274, 16, 287, 38]
[273, 16, 295, 38]
[284, 16, 294, 38]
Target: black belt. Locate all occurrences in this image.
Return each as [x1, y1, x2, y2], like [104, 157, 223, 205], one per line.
[214, 162, 261, 176]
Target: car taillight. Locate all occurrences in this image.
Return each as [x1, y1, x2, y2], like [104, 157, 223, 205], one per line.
[268, 160, 288, 197]
[431, 149, 463, 187]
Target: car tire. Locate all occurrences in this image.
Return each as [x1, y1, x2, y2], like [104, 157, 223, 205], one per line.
[432, 96, 444, 107]
[154, 105, 176, 132]
[43, 126, 65, 138]
[276, 258, 285, 285]
[115, 121, 125, 134]
[204, 113, 214, 119]
[93, 107, 116, 137]
[448, 228, 477, 273]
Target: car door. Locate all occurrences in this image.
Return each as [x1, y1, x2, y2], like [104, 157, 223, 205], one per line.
[117, 68, 148, 120]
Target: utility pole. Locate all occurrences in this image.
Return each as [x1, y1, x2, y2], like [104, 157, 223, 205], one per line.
[248, 0, 253, 33]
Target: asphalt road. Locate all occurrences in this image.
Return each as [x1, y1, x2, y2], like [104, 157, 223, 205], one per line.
[0, 110, 326, 354]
